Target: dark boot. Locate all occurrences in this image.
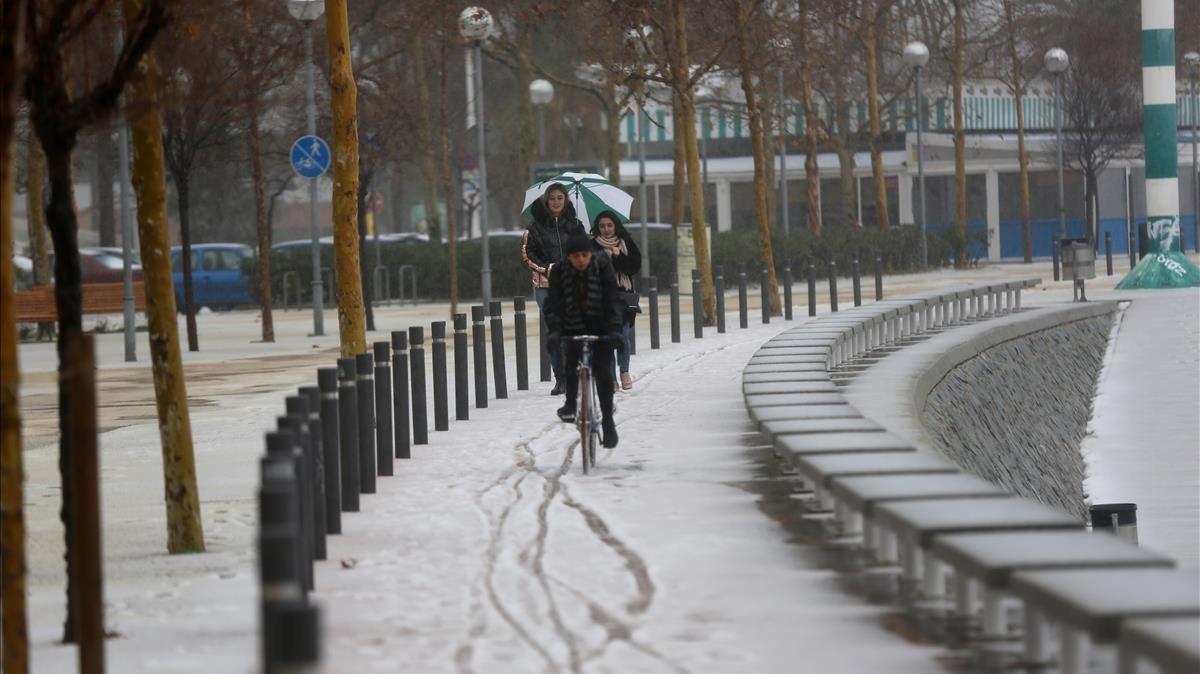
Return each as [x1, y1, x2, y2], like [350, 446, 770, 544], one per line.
[550, 377, 564, 396]
[601, 417, 618, 448]
[557, 401, 576, 423]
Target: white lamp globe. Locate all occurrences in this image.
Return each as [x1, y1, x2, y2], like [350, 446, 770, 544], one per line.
[458, 7, 494, 42]
[903, 41, 929, 68]
[529, 79, 554, 106]
[286, 0, 324, 22]
[1044, 48, 1069, 74]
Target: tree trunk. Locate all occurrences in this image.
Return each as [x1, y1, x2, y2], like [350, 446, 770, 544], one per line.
[411, 34, 441, 243]
[799, 0, 821, 236]
[1, 2, 30, 666]
[862, 2, 889, 229]
[95, 128, 117, 247]
[671, 0, 716, 323]
[357, 167, 375, 332]
[736, 2, 780, 314]
[1003, 0, 1032, 262]
[1085, 170, 1098, 245]
[670, 90, 686, 232]
[833, 66, 857, 227]
[605, 80, 622, 186]
[438, 28, 458, 316]
[123, 0, 206, 555]
[177, 175, 198, 351]
[952, 0, 968, 267]
[324, 0, 366, 357]
[26, 133, 54, 339]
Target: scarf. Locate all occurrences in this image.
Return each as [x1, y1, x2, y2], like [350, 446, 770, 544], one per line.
[561, 261, 604, 333]
[594, 234, 633, 291]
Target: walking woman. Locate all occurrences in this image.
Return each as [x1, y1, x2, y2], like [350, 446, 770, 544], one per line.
[590, 210, 641, 390]
[522, 183, 586, 395]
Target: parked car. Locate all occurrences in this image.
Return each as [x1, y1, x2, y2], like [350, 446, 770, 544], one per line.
[170, 243, 254, 309]
[49, 249, 144, 284]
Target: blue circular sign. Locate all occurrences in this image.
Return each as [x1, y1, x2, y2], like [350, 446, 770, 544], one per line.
[290, 135, 331, 179]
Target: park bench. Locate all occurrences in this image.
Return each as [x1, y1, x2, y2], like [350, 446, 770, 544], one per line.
[829, 473, 1008, 538]
[756, 404, 867, 426]
[1118, 617, 1200, 674]
[13, 282, 145, 323]
[793, 451, 958, 494]
[759, 416, 884, 440]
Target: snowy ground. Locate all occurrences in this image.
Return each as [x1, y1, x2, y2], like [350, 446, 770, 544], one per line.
[15, 255, 1199, 671]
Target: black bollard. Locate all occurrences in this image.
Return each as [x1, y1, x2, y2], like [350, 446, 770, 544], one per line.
[274, 418, 313, 592]
[783, 265, 793, 320]
[284, 397, 324, 563]
[431, 322, 449, 431]
[669, 274, 681, 343]
[372, 343, 393, 476]
[760, 264, 770, 324]
[738, 269, 749, 328]
[874, 254, 883, 301]
[852, 258, 862, 307]
[471, 306, 488, 408]
[715, 266, 727, 333]
[1105, 232, 1114, 276]
[1052, 236, 1061, 281]
[489, 301, 508, 399]
[298, 386, 327, 559]
[538, 303, 551, 383]
[807, 262, 817, 317]
[264, 431, 308, 594]
[265, 599, 321, 674]
[316, 369, 341, 534]
[335, 358, 359, 512]
[514, 297, 529, 391]
[452, 314, 470, 421]
[828, 260, 839, 312]
[391, 331, 411, 459]
[408, 326, 428, 445]
[691, 269, 703, 339]
[648, 277, 660, 349]
[354, 353, 377, 495]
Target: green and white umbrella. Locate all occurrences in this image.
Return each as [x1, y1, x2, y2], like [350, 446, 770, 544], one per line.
[521, 172, 634, 228]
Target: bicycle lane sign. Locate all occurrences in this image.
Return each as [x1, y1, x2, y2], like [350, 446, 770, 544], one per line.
[290, 135, 331, 179]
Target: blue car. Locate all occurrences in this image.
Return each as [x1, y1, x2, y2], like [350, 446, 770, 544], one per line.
[171, 243, 254, 310]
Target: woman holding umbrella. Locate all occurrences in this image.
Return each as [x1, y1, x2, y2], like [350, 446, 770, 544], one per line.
[590, 211, 641, 390]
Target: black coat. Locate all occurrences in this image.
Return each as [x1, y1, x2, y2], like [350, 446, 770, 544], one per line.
[591, 234, 641, 290]
[522, 197, 586, 285]
[543, 253, 624, 338]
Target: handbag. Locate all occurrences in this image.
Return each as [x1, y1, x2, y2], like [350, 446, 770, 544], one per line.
[618, 290, 641, 319]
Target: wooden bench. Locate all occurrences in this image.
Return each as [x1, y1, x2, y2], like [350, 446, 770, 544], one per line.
[14, 282, 146, 323]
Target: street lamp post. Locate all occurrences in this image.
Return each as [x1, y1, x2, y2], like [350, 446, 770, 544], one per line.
[530, 78, 554, 160]
[1045, 48, 1069, 245]
[771, 37, 791, 236]
[1185, 51, 1199, 253]
[287, 0, 325, 336]
[460, 7, 494, 304]
[903, 41, 930, 269]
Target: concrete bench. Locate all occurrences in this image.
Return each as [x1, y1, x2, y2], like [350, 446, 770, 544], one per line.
[743, 380, 839, 396]
[744, 392, 848, 408]
[776, 431, 914, 465]
[1009, 568, 1200, 674]
[742, 370, 836, 384]
[1118, 617, 1200, 674]
[758, 417, 883, 441]
[829, 473, 1008, 536]
[746, 353, 830, 365]
[931, 531, 1175, 639]
[742, 362, 828, 375]
[752, 404, 864, 425]
[793, 451, 957, 492]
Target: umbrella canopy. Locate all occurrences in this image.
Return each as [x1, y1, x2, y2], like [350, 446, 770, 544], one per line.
[521, 172, 634, 228]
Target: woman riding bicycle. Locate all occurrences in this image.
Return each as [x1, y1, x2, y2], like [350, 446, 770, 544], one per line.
[543, 231, 624, 449]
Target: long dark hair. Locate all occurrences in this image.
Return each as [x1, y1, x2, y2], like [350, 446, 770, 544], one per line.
[543, 183, 569, 210]
[590, 210, 629, 239]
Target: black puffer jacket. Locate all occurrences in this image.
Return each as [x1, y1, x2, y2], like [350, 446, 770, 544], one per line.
[522, 197, 586, 288]
[543, 252, 624, 338]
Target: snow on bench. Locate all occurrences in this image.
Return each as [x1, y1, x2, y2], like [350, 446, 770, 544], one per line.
[1118, 616, 1200, 674]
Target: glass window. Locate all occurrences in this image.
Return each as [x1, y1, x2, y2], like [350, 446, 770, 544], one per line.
[202, 250, 224, 272]
[220, 250, 243, 271]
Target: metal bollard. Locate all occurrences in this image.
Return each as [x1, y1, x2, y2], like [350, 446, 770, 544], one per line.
[514, 297, 529, 391]
[691, 269, 703, 339]
[335, 358, 359, 512]
[715, 266, 726, 333]
[1052, 236, 1061, 281]
[471, 306, 488, 408]
[452, 314, 470, 421]
[263, 433, 307, 593]
[874, 255, 883, 301]
[648, 277, 660, 349]
[391, 331, 411, 459]
[489, 301, 508, 399]
[807, 262, 817, 317]
[373, 343, 393, 476]
[431, 322, 449, 431]
[408, 326, 428, 445]
[354, 353, 376, 494]
[265, 599, 321, 673]
[783, 265, 793, 320]
[828, 260, 838, 312]
[284, 397, 323, 564]
[760, 263, 770, 324]
[852, 258, 862, 307]
[298, 387, 327, 559]
[1090, 503, 1138, 544]
[274, 417, 313, 592]
[316, 369, 341, 534]
[738, 269, 748, 328]
[1105, 232, 1114, 276]
[669, 274, 681, 343]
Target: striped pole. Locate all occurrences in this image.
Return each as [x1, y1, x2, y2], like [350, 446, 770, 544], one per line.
[1118, 0, 1200, 288]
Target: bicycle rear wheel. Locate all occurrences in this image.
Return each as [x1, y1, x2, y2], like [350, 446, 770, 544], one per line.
[578, 367, 591, 474]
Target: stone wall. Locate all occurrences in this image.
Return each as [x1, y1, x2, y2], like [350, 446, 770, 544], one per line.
[920, 312, 1117, 519]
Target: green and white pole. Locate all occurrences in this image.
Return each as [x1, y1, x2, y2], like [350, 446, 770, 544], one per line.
[1119, 0, 1200, 287]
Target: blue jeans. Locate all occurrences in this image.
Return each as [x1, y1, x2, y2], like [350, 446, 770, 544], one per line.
[617, 322, 631, 373]
[534, 287, 560, 375]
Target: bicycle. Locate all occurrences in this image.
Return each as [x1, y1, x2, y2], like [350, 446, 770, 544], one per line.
[562, 335, 606, 474]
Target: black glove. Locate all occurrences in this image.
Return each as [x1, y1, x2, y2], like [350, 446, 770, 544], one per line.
[545, 332, 561, 353]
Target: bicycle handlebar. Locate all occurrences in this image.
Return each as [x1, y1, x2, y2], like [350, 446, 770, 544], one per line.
[559, 335, 610, 343]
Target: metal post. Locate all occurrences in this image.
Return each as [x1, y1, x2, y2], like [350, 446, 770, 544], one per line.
[316, 369, 341, 534]
[474, 42, 492, 305]
[778, 64, 789, 236]
[373, 343, 393, 475]
[536, 104, 545, 158]
[783, 265, 793, 320]
[354, 353, 376, 494]
[265, 600, 321, 673]
[1054, 73, 1066, 242]
[431, 322, 449, 431]
[715, 266, 726, 333]
[514, 297, 528, 391]
[275, 416, 312, 592]
[391, 331, 411, 459]
[669, 275, 681, 343]
[639, 105, 650, 279]
[299, 386, 327, 556]
[648, 277, 660, 348]
[916, 65, 928, 269]
[285, 396, 323, 563]
[738, 269, 749, 328]
[335, 358, 359, 512]
[828, 260, 839, 312]
[118, 110, 136, 362]
[408, 326, 428, 445]
[453, 314, 470, 420]
[807, 262, 817, 317]
[304, 24, 324, 336]
[1105, 232, 1114, 276]
[852, 258, 862, 306]
[874, 254, 883, 301]
[691, 269, 703, 339]
[489, 301, 507, 399]
[1052, 236, 1062, 281]
[760, 263, 770, 324]
[263, 433, 306, 595]
[471, 306, 488, 408]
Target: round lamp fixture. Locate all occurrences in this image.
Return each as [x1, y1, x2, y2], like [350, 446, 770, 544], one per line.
[1044, 48, 1069, 74]
[286, 0, 324, 22]
[903, 41, 929, 68]
[458, 6, 494, 42]
[529, 79, 554, 106]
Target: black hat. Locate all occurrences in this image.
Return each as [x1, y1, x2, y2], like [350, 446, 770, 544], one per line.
[564, 231, 592, 255]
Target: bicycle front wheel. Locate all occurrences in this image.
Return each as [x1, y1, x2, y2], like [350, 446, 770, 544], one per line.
[578, 367, 591, 474]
